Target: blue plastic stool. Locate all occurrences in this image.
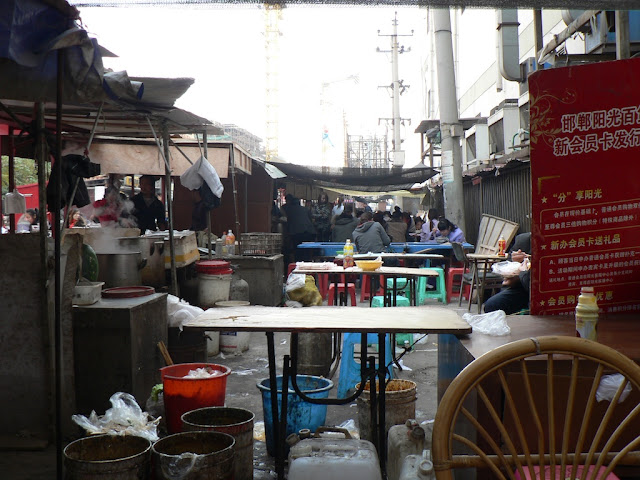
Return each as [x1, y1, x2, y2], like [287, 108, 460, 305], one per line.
[371, 295, 411, 308]
[414, 267, 447, 305]
[337, 332, 395, 398]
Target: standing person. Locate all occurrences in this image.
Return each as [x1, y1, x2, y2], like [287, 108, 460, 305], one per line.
[311, 193, 332, 242]
[132, 175, 167, 232]
[436, 218, 466, 243]
[332, 195, 344, 218]
[352, 211, 391, 254]
[331, 203, 358, 243]
[281, 194, 315, 262]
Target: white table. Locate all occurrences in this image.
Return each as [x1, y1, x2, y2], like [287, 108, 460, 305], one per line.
[184, 305, 471, 479]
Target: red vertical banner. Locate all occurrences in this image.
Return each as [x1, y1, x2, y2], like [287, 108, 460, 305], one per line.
[529, 58, 640, 315]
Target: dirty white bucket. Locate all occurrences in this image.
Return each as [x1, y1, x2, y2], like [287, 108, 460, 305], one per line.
[196, 261, 233, 357]
[215, 300, 251, 353]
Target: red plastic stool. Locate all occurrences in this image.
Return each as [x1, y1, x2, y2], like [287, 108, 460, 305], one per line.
[359, 274, 385, 303]
[328, 283, 357, 306]
[446, 267, 471, 302]
[287, 262, 297, 277]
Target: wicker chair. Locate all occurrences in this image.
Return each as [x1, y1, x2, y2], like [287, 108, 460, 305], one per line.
[433, 336, 640, 479]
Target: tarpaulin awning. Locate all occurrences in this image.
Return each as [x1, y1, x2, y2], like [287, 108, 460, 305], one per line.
[268, 162, 438, 192]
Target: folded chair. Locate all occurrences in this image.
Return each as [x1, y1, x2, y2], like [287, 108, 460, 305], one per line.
[455, 215, 520, 313]
[432, 336, 640, 479]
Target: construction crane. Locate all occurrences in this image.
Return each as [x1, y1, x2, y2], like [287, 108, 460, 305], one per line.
[264, 2, 282, 163]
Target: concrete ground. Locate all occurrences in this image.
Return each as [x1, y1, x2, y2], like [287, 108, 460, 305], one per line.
[0, 293, 471, 479]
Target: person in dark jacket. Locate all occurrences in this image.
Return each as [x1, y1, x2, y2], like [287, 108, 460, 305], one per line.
[311, 193, 332, 241]
[281, 194, 315, 261]
[484, 232, 531, 314]
[331, 203, 358, 243]
[132, 175, 167, 232]
[352, 211, 391, 254]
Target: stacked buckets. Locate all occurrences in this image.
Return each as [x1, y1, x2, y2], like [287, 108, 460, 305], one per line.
[196, 260, 233, 356]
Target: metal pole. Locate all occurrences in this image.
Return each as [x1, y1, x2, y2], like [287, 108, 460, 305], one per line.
[54, 47, 64, 480]
[615, 10, 630, 60]
[391, 15, 401, 157]
[202, 131, 212, 259]
[162, 123, 178, 295]
[533, 10, 544, 69]
[8, 128, 15, 232]
[229, 145, 241, 235]
[433, 8, 466, 230]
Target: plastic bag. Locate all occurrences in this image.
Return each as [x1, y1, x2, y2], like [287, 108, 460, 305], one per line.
[462, 310, 510, 336]
[166, 294, 204, 330]
[491, 261, 522, 276]
[71, 392, 160, 442]
[596, 373, 632, 403]
[287, 275, 323, 306]
[285, 273, 306, 292]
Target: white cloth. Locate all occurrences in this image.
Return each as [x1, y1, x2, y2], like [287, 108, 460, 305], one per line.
[180, 155, 224, 197]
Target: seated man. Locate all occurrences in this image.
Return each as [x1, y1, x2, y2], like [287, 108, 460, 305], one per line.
[484, 232, 531, 315]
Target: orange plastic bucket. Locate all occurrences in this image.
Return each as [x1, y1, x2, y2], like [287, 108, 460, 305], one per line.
[160, 363, 231, 434]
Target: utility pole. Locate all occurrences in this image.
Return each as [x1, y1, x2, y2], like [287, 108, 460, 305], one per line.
[377, 12, 413, 167]
[433, 8, 465, 229]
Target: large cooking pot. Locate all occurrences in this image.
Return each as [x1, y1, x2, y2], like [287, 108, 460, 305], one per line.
[96, 252, 147, 288]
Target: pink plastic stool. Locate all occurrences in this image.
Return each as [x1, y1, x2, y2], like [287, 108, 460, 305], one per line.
[328, 283, 357, 306]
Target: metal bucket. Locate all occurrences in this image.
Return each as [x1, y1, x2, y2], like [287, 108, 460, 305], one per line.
[167, 327, 207, 364]
[152, 431, 235, 480]
[182, 407, 255, 480]
[356, 379, 417, 443]
[63, 434, 151, 479]
[296, 332, 332, 377]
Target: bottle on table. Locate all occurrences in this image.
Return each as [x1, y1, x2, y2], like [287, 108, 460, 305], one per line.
[343, 238, 354, 268]
[226, 229, 236, 255]
[221, 231, 228, 255]
[575, 286, 599, 341]
[498, 235, 506, 257]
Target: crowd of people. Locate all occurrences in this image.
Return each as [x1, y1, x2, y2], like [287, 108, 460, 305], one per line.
[273, 192, 469, 263]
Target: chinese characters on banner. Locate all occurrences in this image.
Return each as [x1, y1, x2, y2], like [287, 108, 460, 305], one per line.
[529, 58, 640, 315]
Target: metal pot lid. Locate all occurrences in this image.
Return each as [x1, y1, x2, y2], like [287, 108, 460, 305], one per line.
[102, 286, 155, 298]
[195, 260, 232, 275]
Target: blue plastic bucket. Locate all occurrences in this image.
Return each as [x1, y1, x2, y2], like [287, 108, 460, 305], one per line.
[257, 375, 333, 456]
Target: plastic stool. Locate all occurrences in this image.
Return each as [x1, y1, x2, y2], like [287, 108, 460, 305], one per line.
[386, 277, 408, 293]
[287, 262, 297, 277]
[371, 295, 410, 308]
[446, 267, 470, 302]
[413, 267, 447, 305]
[328, 283, 357, 306]
[337, 332, 394, 398]
[360, 274, 385, 302]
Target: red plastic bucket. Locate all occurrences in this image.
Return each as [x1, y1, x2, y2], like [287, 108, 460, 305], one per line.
[161, 363, 231, 434]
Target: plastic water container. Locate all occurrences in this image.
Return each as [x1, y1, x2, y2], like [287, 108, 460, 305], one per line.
[196, 260, 232, 356]
[215, 300, 251, 353]
[288, 434, 382, 480]
[256, 375, 333, 456]
[160, 363, 231, 434]
[399, 450, 435, 480]
[388, 420, 432, 480]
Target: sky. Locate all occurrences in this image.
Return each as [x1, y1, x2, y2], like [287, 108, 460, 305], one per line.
[77, 5, 431, 167]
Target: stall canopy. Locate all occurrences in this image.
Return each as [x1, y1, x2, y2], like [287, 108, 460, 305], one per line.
[268, 161, 439, 193]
